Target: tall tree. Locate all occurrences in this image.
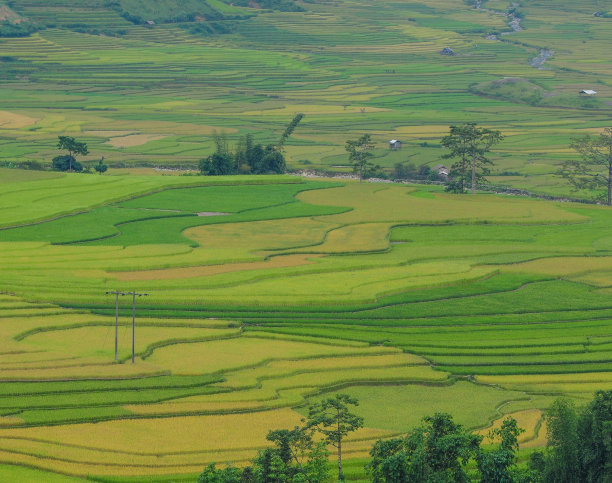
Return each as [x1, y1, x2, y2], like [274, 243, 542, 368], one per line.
[346, 134, 375, 182]
[57, 136, 89, 172]
[306, 393, 363, 481]
[544, 398, 581, 483]
[577, 390, 612, 482]
[94, 157, 107, 174]
[559, 128, 612, 205]
[441, 123, 503, 194]
[277, 113, 304, 151]
[477, 417, 524, 483]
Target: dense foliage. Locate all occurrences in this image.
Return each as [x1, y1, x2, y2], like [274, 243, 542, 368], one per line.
[559, 127, 612, 205]
[51, 154, 83, 172]
[530, 390, 612, 483]
[200, 391, 612, 483]
[441, 123, 503, 194]
[199, 133, 288, 175]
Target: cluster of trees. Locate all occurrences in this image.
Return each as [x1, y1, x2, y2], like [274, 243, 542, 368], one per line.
[530, 391, 612, 483]
[52, 136, 107, 173]
[559, 127, 612, 205]
[0, 20, 39, 38]
[427, 122, 612, 204]
[391, 162, 444, 182]
[346, 125, 503, 187]
[198, 133, 287, 176]
[198, 390, 611, 483]
[198, 394, 363, 483]
[199, 114, 303, 176]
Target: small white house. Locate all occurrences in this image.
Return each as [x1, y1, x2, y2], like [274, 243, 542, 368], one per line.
[434, 164, 449, 177]
[389, 139, 402, 150]
[580, 90, 597, 95]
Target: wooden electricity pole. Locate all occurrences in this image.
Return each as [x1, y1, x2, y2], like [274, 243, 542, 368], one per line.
[105, 290, 126, 362]
[125, 291, 148, 364]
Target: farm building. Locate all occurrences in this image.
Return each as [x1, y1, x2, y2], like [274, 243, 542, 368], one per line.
[434, 164, 449, 177]
[580, 89, 597, 95]
[389, 139, 402, 150]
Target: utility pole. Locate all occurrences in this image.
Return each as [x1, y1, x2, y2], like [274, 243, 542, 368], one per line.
[125, 291, 148, 364]
[105, 290, 126, 362]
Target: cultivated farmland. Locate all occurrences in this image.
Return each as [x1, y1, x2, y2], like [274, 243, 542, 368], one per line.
[1, 0, 612, 480]
[0, 0, 611, 198]
[0, 171, 611, 480]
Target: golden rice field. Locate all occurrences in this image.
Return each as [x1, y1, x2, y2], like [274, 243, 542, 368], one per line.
[0, 170, 611, 480]
[1, 0, 612, 475]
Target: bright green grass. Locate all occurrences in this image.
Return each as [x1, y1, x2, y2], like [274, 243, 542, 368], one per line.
[0, 171, 299, 228]
[0, 180, 344, 245]
[0, 464, 86, 482]
[301, 381, 530, 433]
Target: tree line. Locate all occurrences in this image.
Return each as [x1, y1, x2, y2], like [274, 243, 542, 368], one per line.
[350, 124, 612, 205]
[197, 390, 611, 483]
[17, 119, 612, 206]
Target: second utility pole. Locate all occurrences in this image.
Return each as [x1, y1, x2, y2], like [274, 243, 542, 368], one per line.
[126, 291, 148, 363]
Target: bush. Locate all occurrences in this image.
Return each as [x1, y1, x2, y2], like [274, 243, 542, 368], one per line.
[52, 155, 83, 172]
[19, 160, 44, 171]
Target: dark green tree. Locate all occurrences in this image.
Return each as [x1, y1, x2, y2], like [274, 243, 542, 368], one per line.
[199, 153, 235, 175]
[199, 132, 236, 175]
[367, 413, 481, 483]
[277, 113, 304, 151]
[94, 157, 107, 174]
[477, 417, 524, 483]
[247, 143, 265, 174]
[234, 136, 250, 173]
[558, 128, 612, 205]
[346, 134, 375, 182]
[56, 136, 88, 172]
[577, 390, 612, 482]
[197, 425, 331, 483]
[544, 398, 581, 483]
[306, 393, 363, 481]
[52, 155, 83, 172]
[261, 145, 287, 174]
[441, 123, 503, 194]
[367, 437, 408, 482]
[197, 463, 242, 483]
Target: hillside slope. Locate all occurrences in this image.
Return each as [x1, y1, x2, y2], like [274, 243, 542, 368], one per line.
[0, 0, 610, 198]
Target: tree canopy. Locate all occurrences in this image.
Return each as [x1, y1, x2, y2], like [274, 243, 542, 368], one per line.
[56, 136, 89, 172]
[346, 134, 376, 182]
[441, 123, 503, 194]
[307, 393, 363, 481]
[559, 128, 612, 205]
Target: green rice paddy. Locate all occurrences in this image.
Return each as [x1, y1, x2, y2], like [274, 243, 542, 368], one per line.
[0, 172, 611, 479]
[1, 0, 612, 479]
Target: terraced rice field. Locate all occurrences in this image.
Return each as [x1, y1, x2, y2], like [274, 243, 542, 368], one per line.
[0, 171, 610, 480]
[1, 0, 612, 479]
[0, 0, 611, 199]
